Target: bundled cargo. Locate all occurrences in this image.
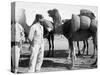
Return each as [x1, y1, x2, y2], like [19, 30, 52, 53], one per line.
[71, 14, 80, 32]
[80, 16, 91, 30]
[71, 14, 91, 31]
[80, 9, 95, 19]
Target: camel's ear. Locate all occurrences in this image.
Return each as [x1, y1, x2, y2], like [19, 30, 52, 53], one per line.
[53, 9, 58, 13]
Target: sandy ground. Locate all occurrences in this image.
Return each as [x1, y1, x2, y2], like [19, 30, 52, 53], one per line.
[18, 35, 97, 73]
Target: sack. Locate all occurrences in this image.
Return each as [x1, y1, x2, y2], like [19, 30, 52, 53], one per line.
[90, 19, 97, 32]
[71, 14, 80, 32]
[80, 16, 91, 30]
[80, 9, 95, 19]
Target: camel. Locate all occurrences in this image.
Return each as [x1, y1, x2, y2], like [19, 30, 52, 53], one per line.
[62, 19, 89, 56]
[48, 9, 97, 66]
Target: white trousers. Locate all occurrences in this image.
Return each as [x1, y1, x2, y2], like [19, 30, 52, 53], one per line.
[11, 46, 20, 70]
[29, 43, 44, 72]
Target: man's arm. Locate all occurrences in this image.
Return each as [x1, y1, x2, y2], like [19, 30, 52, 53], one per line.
[28, 26, 36, 45]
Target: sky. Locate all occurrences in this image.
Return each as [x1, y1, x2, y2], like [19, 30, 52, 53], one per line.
[15, 1, 98, 26]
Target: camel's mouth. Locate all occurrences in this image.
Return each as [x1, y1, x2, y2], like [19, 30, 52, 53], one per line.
[48, 12, 54, 18]
[48, 10, 54, 17]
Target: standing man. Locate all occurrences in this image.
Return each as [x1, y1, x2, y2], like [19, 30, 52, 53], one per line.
[11, 21, 25, 73]
[28, 14, 44, 72]
[11, 8, 25, 73]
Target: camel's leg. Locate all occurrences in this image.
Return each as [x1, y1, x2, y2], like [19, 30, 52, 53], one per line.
[67, 40, 72, 59]
[91, 42, 96, 58]
[47, 35, 51, 57]
[77, 41, 81, 56]
[68, 39, 75, 67]
[91, 33, 97, 58]
[82, 41, 86, 55]
[73, 43, 76, 61]
[91, 34, 97, 66]
[86, 40, 89, 55]
[51, 33, 54, 57]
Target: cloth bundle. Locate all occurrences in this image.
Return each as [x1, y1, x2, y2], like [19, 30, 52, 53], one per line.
[71, 9, 97, 32]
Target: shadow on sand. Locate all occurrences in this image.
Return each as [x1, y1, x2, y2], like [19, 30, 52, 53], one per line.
[19, 49, 72, 69]
[44, 49, 69, 58]
[42, 49, 72, 70]
[42, 59, 72, 70]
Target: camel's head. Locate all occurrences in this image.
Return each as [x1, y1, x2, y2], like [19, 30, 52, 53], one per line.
[48, 9, 62, 26]
[48, 9, 58, 18]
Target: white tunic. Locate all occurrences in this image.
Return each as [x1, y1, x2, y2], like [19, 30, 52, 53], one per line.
[28, 22, 44, 45]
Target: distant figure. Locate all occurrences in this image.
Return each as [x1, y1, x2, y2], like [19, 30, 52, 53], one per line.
[11, 8, 25, 73]
[28, 14, 44, 72]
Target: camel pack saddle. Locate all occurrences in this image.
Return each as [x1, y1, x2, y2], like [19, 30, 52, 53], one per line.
[71, 9, 97, 33]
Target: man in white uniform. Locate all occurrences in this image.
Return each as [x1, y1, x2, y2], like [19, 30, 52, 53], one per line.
[11, 8, 25, 73]
[28, 14, 44, 72]
[11, 21, 25, 73]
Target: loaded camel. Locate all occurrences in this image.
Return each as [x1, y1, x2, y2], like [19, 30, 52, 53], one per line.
[48, 9, 97, 66]
[62, 19, 89, 56]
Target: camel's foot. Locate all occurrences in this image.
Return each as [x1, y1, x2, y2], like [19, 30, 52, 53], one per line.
[76, 53, 83, 58]
[76, 52, 81, 56]
[90, 54, 95, 58]
[11, 69, 18, 74]
[78, 51, 81, 55]
[71, 59, 75, 69]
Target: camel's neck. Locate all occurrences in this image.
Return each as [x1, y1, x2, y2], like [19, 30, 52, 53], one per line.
[52, 17, 62, 28]
[52, 17, 63, 34]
